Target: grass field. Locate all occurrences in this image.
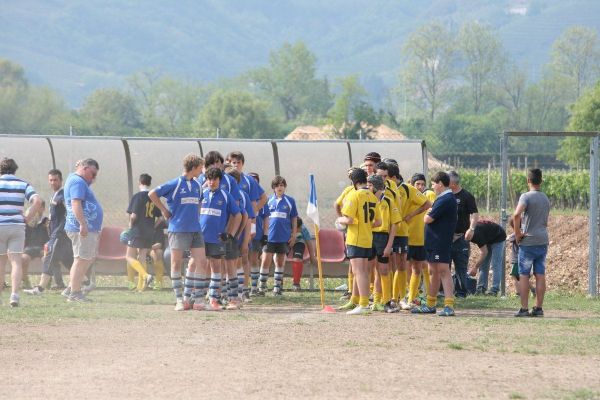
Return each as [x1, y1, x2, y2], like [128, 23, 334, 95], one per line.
[2, 284, 600, 400]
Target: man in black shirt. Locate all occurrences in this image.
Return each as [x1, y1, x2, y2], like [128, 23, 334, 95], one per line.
[24, 169, 73, 295]
[448, 171, 479, 297]
[126, 173, 162, 291]
[467, 220, 506, 296]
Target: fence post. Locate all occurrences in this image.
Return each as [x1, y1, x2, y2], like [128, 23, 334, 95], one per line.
[500, 133, 509, 297]
[588, 134, 599, 297]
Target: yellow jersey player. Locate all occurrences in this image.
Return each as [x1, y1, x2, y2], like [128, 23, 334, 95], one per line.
[337, 168, 381, 315]
[405, 173, 435, 308]
[368, 174, 401, 313]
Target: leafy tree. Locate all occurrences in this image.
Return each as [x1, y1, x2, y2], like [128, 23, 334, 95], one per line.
[0, 59, 28, 90]
[249, 41, 332, 121]
[195, 89, 276, 138]
[401, 21, 457, 121]
[0, 59, 29, 132]
[79, 88, 142, 135]
[495, 61, 527, 129]
[550, 26, 600, 101]
[457, 22, 504, 114]
[557, 82, 600, 167]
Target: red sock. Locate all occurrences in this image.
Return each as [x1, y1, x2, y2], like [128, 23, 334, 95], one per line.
[292, 261, 303, 285]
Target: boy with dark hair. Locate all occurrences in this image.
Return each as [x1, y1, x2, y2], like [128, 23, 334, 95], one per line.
[337, 168, 382, 315]
[257, 175, 298, 296]
[200, 167, 242, 310]
[467, 220, 507, 296]
[512, 168, 550, 317]
[226, 151, 267, 214]
[149, 154, 207, 311]
[412, 171, 457, 316]
[125, 173, 162, 292]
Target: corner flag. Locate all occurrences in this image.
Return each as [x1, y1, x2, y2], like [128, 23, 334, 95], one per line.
[306, 174, 320, 227]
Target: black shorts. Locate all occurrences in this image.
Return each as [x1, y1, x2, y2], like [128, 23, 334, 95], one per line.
[205, 242, 226, 259]
[393, 236, 409, 254]
[346, 245, 374, 260]
[372, 232, 390, 256]
[152, 229, 166, 248]
[263, 242, 288, 255]
[42, 236, 73, 274]
[408, 245, 426, 262]
[292, 242, 306, 259]
[426, 248, 451, 264]
[250, 239, 262, 252]
[128, 235, 154, 249]
[225, 239, 241, 260]
[24, 246, 43, 259]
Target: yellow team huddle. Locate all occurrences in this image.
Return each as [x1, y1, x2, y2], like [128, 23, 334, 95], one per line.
[335, 154, 436, 315]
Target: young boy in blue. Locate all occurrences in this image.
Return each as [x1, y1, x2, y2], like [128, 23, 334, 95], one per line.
[200, 167, 241, 311]
[226, 151, 268, 214]
[149, 154, 206, 311]
[248, 172, 266, 295]
[257, 176, 298, 296]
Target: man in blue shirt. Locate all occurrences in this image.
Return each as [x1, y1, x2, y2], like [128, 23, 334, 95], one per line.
[63, 158, 103, 303]
[200, 167, 241, 311]
[149, 154, 206, 311]
[0, 157, 43, 307]
[257, 176, 298, 296]
[412, 171, 458, 316]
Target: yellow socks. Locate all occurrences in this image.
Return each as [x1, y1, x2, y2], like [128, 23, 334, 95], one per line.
[393, 270, 407, 300]
[347, 270, 354, 292]
[381, 272, 391, 304]
[427, 295, 437, 308]
[154, 259, 165, 287]
[127, 264, 135, 285]
[128, 259, 148, 291]
[359, 296, 369, 308]
[408, 272, 420, 303]
[373, 291, 382, 305]
[422, 268, 430, 295]
[444, 297, 455, 309]
[350, 295, 360, 305]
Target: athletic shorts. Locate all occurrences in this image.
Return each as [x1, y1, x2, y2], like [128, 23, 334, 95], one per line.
[225, 239, 240, 260]
[393, 236, 409, 254]
[152, 230, 166, 248]
[408, 245, 426, 262]
[372, 232, 390, 256]
[24, 245, 43, 259]
[250, 239, 263, 252]
[168, 232, 204, 250]
[67, 231, 100, 260]
[518, 245, 547, 276]
[292, 241, 306, 259]
[0, 224, 26, 255]
[263, 242, 288, 255]
[426, 247, 451, 264]
[346, 245, 374, 260]
[128, 235, 154, 250]
[205, 242, 226, 259]
[42, 236, 73, 274]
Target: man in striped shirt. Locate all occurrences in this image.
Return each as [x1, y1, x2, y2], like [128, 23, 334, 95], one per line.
[0, 158, 43, 307]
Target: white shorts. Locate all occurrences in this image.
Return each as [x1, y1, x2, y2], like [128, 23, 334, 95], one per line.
[0, 224, 26, 255]
[67, 231, 100, 260]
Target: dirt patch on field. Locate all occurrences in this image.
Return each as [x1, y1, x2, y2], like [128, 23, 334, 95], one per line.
[472, 215, 590, 293]
[2, 305, 599, 400]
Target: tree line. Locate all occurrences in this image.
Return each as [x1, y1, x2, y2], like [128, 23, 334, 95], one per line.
[1, 22, 600, 167]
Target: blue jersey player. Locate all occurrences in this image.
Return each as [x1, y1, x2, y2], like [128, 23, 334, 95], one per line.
[257, 176, 298, 296]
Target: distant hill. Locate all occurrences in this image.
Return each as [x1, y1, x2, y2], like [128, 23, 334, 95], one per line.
[1, 0, 599, 106]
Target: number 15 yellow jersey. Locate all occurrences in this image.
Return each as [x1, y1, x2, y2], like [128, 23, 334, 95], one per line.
[341, 187, 381, 249]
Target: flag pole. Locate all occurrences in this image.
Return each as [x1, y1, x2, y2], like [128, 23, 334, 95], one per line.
[313, 222, 326, 309]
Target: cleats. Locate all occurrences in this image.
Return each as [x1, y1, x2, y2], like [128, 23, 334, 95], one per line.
[207, 298, 223, 311]
[399, 298, 412, 310]
[273, 288, 283, 296]
[292, 284, 301, 291]
[339, 291, 351, 301]
[346, 306, 371, 315]
[61, 287, 72, 298]
[226, 300, 241, 310]
[144, 275, 154, 290]
[384, 301, 399, 313]
[9, 293, 19, 307]
[192, 301, 206, 311]
[183, 299, 193, 311]
[411, 304, 436, 314]
[530, 307, 544, 317]
[370, 302, 385, 312]
[67, 292, 91, 303]
[514, 308, 530, 317]
[338, 301, 357, 311]
[174, 299, 185, 311]
[23, 286, 43, 296]
[438, 306, 455, 316]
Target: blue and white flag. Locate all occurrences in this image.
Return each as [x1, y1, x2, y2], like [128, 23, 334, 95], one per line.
[306, 174, 320, 227]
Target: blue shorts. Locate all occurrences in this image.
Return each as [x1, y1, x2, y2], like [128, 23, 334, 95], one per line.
[408, 245, 426, 262]
[426, 248, 451, 264]
[393, 236, 408, 254]
[518, 245, 547, 276]
[346, 245, 374, 260]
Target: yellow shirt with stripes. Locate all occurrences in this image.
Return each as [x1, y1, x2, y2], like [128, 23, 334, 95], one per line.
[341, 187, 382, 249]
[407, 189, 436, 246]
[373, 192, 402, 234]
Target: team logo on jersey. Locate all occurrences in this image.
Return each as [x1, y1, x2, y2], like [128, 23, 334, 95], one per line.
[282, 205, 288, 210]
[456, 199, 461, 204]
[217, 200, 223, 206]
[435, 255, 439, 260]
[180, 188, 186, 194]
